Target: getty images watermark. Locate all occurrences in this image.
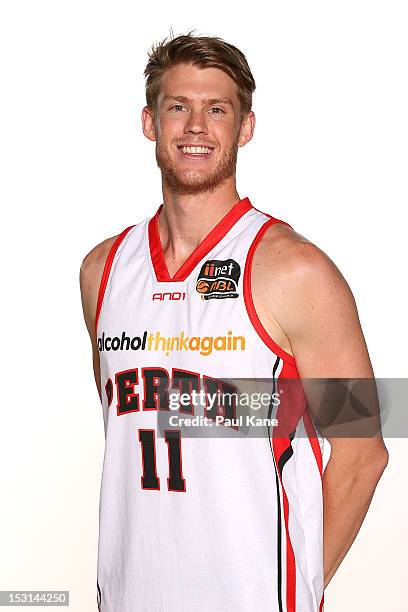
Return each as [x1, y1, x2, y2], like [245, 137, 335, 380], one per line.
[152, 377, 401, 438]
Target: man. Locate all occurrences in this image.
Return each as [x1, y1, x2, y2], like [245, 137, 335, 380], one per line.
[80, 33, 388, 612]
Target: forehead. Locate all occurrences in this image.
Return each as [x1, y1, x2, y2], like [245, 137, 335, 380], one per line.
[158, 63, 240, 106]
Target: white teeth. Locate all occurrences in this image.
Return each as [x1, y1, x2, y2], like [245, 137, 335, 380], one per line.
[181, 146, 213, 154]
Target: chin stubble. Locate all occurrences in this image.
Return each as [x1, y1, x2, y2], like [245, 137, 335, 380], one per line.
[155, 140, 239, 196]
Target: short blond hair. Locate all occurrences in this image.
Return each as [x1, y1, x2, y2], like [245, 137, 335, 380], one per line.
[144, 32, 256, 116]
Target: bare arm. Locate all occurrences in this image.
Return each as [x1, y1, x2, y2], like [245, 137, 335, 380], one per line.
[252, 227, 389, 589]
[79, 235, 118, 399]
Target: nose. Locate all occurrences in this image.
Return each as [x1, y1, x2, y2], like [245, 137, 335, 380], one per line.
[184, 108, 208, 135]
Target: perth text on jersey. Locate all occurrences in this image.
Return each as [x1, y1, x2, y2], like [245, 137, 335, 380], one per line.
[97, 330, 246, 357]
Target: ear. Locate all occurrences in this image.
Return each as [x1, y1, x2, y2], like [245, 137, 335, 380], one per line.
[237, 111, 255, 147]
[141, 106, 157, 142]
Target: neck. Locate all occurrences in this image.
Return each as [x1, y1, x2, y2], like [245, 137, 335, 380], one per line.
[157, 177, 242, 275]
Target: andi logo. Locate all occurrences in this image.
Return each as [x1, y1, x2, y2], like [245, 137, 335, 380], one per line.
[196, 259, 241, 300]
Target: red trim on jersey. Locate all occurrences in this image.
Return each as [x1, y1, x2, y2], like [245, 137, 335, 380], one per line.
[281, 478, 296, 612]
[273, 363, 300, 611]
[303, 408, 323, 476]
[276, 361, 324, 611]
[95, 225, 135, 337]
[148, 196, 253, 282]
[251, 204, 294, 230]
[281, 359, 324, 476]
[279, 330, 324, 478]
[319, 592, 325, 611]
[243, 218, 296, 365]
[279, 357, 299, 378]
[272, 434, 297, 610]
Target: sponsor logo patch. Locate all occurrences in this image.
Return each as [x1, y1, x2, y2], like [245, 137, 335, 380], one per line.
[196, 259, 240, 300]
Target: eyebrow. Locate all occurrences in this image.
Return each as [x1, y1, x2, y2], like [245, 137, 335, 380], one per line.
[162, 95, 233, 106]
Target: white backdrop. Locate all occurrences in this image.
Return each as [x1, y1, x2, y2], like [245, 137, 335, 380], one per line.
[0, 1, 407, 610]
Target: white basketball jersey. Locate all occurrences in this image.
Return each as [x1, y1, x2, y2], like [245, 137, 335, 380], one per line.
[95, 197, 325, 612]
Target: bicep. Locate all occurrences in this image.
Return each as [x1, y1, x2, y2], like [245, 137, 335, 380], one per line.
[79, 239, 116, 398]
[285, 251, 372, 379]
[274, 245, 387, 463]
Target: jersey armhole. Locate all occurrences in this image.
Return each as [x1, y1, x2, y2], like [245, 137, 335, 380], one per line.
[243, 217, 297, 367]
[94, 225, 135, 337]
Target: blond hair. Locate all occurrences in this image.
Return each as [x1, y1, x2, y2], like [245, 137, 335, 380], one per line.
[144, 32, 256, 117]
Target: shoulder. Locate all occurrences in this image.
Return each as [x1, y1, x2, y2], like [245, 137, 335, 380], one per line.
[79, 234, 120, 332]
[250, 221, 357, 336]
[253, 221, 346, 282]
[80, 234, 119, 293]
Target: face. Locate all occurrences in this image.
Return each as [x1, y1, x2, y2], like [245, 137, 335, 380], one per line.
[142, 63, 255, 195]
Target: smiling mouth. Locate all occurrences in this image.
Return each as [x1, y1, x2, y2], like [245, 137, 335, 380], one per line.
[177, 145, 215, 156]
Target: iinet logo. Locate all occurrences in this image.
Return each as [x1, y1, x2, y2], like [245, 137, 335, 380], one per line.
[97, 330, 246, 356]
[196, 258, 241, 300]
[202, 261, 235, 277]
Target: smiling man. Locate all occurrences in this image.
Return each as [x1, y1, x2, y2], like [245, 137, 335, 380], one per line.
[80, 33, 388, 612]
